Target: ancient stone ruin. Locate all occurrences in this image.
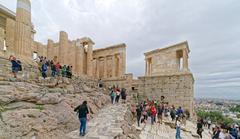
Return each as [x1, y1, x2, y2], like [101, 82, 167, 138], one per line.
[0, 0, 195, 117]
[138, 41, 195, 117]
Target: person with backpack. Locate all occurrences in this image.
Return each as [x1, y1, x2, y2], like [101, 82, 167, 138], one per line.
[41, 62, 48, 79]
[61, 65, 67, 77]
[9, 56, 21, 78]
[170, 105, 176, 121]
[197, 119, 204, 138]
[109, 88, 116, 104]
[176, 106, 184, 118]
[74, 101, 89, 136]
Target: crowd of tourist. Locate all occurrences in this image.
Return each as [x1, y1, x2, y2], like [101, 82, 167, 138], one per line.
[197, 118, 240, 139]
[132, 96, 188, 139]
[9, 55, 73, 79]
[108, 85, 127, 104]
[36, 56, 73, 79]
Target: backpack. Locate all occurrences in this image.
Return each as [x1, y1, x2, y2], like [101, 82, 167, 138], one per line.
[16, 60, 22, 71]
[42, 64, 48, 71]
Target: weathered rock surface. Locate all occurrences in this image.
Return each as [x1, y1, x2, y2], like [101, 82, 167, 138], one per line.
[0, 77, 109, 139]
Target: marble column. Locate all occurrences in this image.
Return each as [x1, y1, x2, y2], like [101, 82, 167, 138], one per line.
[118, 53, 123, 78]
[87, 44, 93, 77]
[59, 31, 68, 64]
[104, 56, 107, 78]
[75, 44, 84, 75]
[112, 55, 116, 78]
[47, 39, 54, 60]
[183, 49, 189, 71]
[145, 59, 148, 76]
[96, 57, 100, 79]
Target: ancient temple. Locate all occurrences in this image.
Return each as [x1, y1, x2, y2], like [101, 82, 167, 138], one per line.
[138, 41, 195, 117]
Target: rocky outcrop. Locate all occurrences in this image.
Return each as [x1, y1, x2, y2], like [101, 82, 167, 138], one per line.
[0, 77, 109, 139]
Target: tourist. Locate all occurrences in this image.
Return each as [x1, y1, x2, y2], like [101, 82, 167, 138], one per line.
[55, 62, 61, 76]
[51, 62, 56, 77]
[207, 119, 211, 129]
[109, 88, 116, 104]
[142, 104, 148, 123]
[197, 119, 204, 138]
[176, 117, 182, 139]
[9, 55, 21, 78]
[74, 101, 89, 137]
[136, 104, 142, 127]
[212, 126, 221, 139]
[66, 65, 72, 78]
[176, 106, 184, 118]
[150, 104, 157, 125]
[41, 62, 48, 79]
[229, 124, 238, 139]
[120, 88, 127, 103]
[157, 103, 163, 124]
[170, 105, 176, 121]
[115, 87, 121, 103]
[61, 65, 67, 77]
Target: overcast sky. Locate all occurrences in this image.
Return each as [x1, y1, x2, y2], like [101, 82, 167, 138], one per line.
[1, 0, 240, 99]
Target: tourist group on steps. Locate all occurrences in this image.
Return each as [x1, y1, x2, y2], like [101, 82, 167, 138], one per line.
[133, 96, 239, 139]
[9, 55, 73, 79]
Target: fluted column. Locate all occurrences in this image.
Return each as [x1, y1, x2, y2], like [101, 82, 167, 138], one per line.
[145, 59, 148, 76]
[183, 49, 189, 71]
[47, 39, 54, 60]
[87, 44, 93, 77]
[112, 55, 116, 78]
[96, 57, 100, 79]
[59, 31, 68, 64]
[118, 53, 123, 78]
[104, 56, 107, 78]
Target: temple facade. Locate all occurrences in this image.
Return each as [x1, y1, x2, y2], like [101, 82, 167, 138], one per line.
[138, 41, 195, 117]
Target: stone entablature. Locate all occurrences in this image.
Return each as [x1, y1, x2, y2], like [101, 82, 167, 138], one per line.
[145, 41, 190, 76]
[92, 44, 126, 79]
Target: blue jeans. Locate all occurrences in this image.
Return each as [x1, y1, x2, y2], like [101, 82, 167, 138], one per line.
[151, 115, 155, 125]
[79, 117, 87, 134]
[51, 71, 56, 77]
[176, 127, 181, 139]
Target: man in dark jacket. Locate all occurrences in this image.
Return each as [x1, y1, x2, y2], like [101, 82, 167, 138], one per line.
[136, 104, 142, 127]
[74, 101, 89, 136]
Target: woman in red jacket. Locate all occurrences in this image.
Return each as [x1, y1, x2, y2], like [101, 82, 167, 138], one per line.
[150, 104, 157, 125]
